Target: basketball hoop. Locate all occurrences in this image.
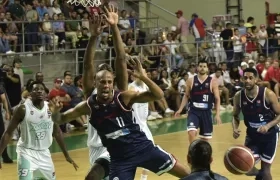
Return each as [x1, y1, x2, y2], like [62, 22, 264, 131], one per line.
[67, 0, 102, 7]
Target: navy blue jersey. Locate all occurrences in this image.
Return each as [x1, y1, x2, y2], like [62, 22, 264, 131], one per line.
[240, 87, 278, 136]
[189, 75, 214, 110]
[87, 90, 152, 159]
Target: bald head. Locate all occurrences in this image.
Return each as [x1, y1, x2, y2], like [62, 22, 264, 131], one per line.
[96, 70, 114, 81]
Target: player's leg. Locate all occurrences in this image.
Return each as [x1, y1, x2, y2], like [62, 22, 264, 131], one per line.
[140, 124, 154, 180]
[17, 153, 35, 180]
[86, 149, 110, 180]
[139, 145, 189, 178]
[258, 133, 278, 180]
[198, 110, 213, 141]
[37, 150, 56, 180]
[109, 159, 137, 180]
[186, 110, 199, 144]
[244, 135, 261, 176]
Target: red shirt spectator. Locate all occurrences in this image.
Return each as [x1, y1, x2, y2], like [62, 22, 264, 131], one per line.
[256, 63, 265, 76]
[49, 78, 70, 106]
[264, 61, 280, 82]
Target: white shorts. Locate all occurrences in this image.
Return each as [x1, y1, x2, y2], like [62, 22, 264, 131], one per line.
[17, 147, 55, 180]
[89, 146, 110, 166]
[89, 146, 110, 180]
[141, 123, 154, 143]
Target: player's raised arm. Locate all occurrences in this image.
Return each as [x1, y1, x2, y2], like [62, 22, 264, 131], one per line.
[0, 104, 25, 168]
[232, 91, 241, 139]
[83, 16, 104, 97]
[122, 58, 164, 105]
[103, 5, 128, 91]
[175, 78, 192, 116]
[258, 89, 280, 133]
[50, 100, 90, 125]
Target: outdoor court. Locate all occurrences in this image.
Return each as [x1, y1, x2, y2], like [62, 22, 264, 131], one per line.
[0, 111, 280, 179]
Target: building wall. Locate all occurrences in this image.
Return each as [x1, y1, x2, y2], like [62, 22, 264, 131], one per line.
[148, 0, 280, 27]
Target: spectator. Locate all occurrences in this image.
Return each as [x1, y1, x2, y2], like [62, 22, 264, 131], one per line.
[40, 12, 58, 51]
[52, 13, 66, 49]
[244, 16, 254, 28]
[81, 12, 89, 30]
[49, 0, 62, 17]
[164, 33, 184, 69]
[220, 23, 233, 65]
[232, 28, 244, 66]
[118, 10, 131, 40]
[76, 27, 89, 75]
[238, 19, 246, 36]
[21, 79, 34, 100]
[13, 57, 24, 89]
[174, 10, 192, 56]
[65, 11, 79, 48]
[5, 11, 19, 52]
[128, 10, 138, 29]
[25, 3, 39, 52]
[189, 13, 207, 56]
[36, 0, 48, 21]
[48, 78, 71, 106]
[258, 24, 268, 53]
[8, 0, 25, 21]
[35, 72, 49, 93]
[212, 24, 226, 64]
[264, 60, 280, 97]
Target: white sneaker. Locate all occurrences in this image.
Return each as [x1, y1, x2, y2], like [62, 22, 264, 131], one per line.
[220, 106, 226, 111]
[5, 50, 15, 54]
[12, 134, 18, 141]
[165, 108, 174, 114]
[155, 113, 163, 119]
[147, 115, 157, 121]
[226, 104, 233, 110]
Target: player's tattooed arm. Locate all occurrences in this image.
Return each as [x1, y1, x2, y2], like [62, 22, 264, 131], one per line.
[103, 5, 128, 91]
[0, 104, 25, 156]
[51, 101, 90, 125]
[232, 91, 241, 130]
[264, 89, 280, 130]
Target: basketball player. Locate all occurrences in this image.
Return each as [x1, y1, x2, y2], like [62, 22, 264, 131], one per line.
[175, 60, 222, 143]
[82, 6, 129, 180]
[0, 81, 78, 179]
[128, 68, 154, 180]
[232, 68, 280, 180]
[181, 139, 228, 180]
[49, 57, 190, 179]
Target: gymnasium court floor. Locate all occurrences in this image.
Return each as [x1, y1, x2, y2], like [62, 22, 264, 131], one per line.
[1, 111, 280, 180]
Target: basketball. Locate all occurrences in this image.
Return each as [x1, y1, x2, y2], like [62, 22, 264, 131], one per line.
[224, 145, 255, 175]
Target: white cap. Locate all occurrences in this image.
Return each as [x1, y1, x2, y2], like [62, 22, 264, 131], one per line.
[241, 62, 248, 67]
[248, 60, 255, 64]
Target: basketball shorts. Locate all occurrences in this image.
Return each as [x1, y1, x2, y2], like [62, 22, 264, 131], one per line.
[89, 146, 110, 180]
[16, 147, 55, 180]
[187, 109, 213, 139]
[141, 123, 154, 143]
[109, 144, 176, 180]
[245, 132, 279, 164]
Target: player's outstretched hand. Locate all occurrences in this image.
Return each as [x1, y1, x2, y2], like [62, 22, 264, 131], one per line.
[214, 115, 222, 125]
[127, 57, 145, 79]
[103, 4, 119, 26]
[90, 15, 104, 36]
[257, 125, 269, 134]
[66, 156, 79, 171]
[233, 129, 241, 139]
[48, 97, 63, 114]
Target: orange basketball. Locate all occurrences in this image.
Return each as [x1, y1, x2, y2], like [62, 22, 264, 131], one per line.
[224, 145, 255, 175]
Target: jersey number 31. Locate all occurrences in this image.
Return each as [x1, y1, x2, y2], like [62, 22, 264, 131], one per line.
[203, 95, 209, 102]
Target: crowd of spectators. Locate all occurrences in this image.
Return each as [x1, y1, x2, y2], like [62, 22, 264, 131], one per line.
[1, 1, 280, 140]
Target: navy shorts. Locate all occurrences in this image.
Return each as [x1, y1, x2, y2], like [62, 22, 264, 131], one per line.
[109, 144, 176, 180]
[187, 109, 213, 139]
[245, 132, 279, 164]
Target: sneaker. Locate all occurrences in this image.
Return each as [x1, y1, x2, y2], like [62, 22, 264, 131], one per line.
[154, 113, 163, 119]
[220, 106, 226, 111]
[147, 115, 157, 121]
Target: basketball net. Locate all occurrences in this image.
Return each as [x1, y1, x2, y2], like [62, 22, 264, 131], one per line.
[67, 0, 102, 7]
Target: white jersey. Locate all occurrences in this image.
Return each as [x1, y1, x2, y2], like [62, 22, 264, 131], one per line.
[87, 88, 103, 147]
[128, 81, 149, 128]
[17, 99, 54, 150]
